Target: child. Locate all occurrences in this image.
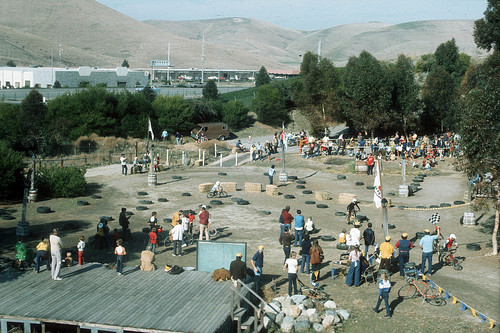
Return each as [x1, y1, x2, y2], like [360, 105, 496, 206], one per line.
[339, 228, 347, 244]
[211, 181, 222, 194]
[77, 235, 85, 265]
[65, 252, 73, 267]
[149, 211, 158, 230]
[373, 272, 391, 317]
[34, 238, 50, 273]
[114, 239, 126, 276]
[149, 228, 158, 254]
[188, 210, 196, 234]
[284, 251, 298, 296]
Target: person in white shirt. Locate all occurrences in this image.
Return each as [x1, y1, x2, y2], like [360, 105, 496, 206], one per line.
[348, 222, 361, 247]
[170, 223, 184, 256]
[49, 229, 63, 280]
[77, 235, 85, 266]
[120, 154, 127, 176]
[284, 251, 299, 296]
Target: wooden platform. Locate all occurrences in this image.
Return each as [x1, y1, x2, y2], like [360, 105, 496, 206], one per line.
[0, 263, 233, 332]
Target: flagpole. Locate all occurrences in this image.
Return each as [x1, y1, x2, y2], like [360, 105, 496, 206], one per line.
[146, 117, 150, 152]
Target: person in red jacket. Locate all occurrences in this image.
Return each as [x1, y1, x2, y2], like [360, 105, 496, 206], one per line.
[367, 153, 375, 175]
[149, 228, 158, 254]
[198, 205, 210, 241]
[281, 206, 293, 235]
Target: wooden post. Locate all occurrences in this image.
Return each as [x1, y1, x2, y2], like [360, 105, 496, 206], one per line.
[182, 151, 185, 165]
[220, 153, 223, 167]
[199, 148, 201, 160]
[235, 152, 238, 166]
[202, 150, 205, 166]
[166, 149, 170, 166]
[135, 141, 138, 158]
[214, 143, 217, 157]
[60, 158, 63, 167]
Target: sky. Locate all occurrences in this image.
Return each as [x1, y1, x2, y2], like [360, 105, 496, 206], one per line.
[97, 0, 487, 31]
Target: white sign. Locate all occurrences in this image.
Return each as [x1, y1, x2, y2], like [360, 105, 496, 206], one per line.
[150, 60, 170, 67]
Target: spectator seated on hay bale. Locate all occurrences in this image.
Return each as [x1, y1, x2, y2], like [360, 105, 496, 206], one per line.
[140, 250, 156, 271]
[212, 268, 231, 281]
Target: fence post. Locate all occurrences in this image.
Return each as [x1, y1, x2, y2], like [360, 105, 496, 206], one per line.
[235, 152, 238, 166]
[199, 149, 201, 161]
[182, 151, 185, 165]
[220, 153, 223, 167]
[202, 150, 205, 166]
[135, 142, 138, 158]
[214, 144, 217, 157]
[166, 149, 170, 167]
[61, 158, 64, 168]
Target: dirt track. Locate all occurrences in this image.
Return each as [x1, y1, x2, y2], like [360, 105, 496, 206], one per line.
[1, 153, 498, 332]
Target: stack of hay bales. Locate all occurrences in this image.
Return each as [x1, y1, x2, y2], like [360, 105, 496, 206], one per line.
[221, 182, 237, 192]
[266, 185, 279, 196]
[245, 182, 262, 193]
[198, 183, 213, 193]
[315, 191, 332, 201]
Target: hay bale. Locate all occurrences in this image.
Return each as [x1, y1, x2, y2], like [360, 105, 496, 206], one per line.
[266, 185, 279, 196]
[245, 182, 262, 193]
[338, 193, 356, 204]
[212, 268, 231, 281]
[140, 250, 156, 271]
[221, 182, 237, 192]
[315, 191, 332, 201]
[194, 159, 203, 167]
[199, 183, 214, 193]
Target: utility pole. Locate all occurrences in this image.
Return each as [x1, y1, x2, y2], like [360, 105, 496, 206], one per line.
[201, 35, 205, 84]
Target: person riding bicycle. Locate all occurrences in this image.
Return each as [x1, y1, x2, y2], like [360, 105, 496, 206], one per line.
[211, 181, 222, 194]
[346, 199, 360, 223]
[442, 234, 458, 252]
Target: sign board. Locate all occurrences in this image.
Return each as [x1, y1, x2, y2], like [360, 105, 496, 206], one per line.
[150, 60, 170, 67]
[196, 241, 247, 272]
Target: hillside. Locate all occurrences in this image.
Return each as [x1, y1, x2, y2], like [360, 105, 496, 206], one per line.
[0, 0, 489, 70]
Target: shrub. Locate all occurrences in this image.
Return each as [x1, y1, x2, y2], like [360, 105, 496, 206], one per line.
[0, 141, 26, 200]
[37, 166, 86, 198]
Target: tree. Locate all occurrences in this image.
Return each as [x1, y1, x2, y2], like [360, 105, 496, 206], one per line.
[20, 89, 46, 153]
[255, 66, 271, 87]
[458, 50, 500, 255]
[190, 99, 222, 123]
[342, 51, 392, 135]
[0, 103, 22, 149]
[421, 66, 458, 132]
[153, 95, 195, 134]
[121, 59, 130, 68]
[434, 39, 470, 84]
[140, 86, 158, 103]
[202, 80, 218, 100]
[221, 100, 249, 131]
[0, 141, 26, 200]
[53, 80, 61, 88]
[415, 54, 435, 73]
[390, 54, 421, 134]
[251, 85, 288, 126]
[473, 0, 500, 52]
[6, 60, 16, 67]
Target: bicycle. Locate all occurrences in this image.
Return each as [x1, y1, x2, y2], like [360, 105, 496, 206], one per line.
[345, 209, 360, 224]
[207, 188, 228, 199]
[438, 247, 463, 271]
[297, 277, 329, 301]
[192, 222, 219, 238]
[164, 229, 194, 247]
[397, 277, 445, 306]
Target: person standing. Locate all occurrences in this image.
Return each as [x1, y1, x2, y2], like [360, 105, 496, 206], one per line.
[379, 236, 394, 272]
[281, 206, 293, 235]
[49, 229, 63, 281]
[149, 228, 158, 254]
[279, 227, 294, 262]
[348, 222, 362, 248]
[345, 245, 361, 287]
[171, 222, 184, 256]
[300, 234, 312, 274]
[419, 227, 440, 276]
[119, 207, 131, 241]
[175, 131, 181, 145]
[161, 129, 168, 142]
[230, 253, 247, 285]
[293, 210, 304, 247]
[268, 165, 276, 185]
[362, 222, 375, 255]
[34, 238, 50, 273]
[373, 272, 392, 317]
[395, 233, 414, 276]
[366, 153, 375, 175]
[120, 154, 127, 176]
[198, 205, 210, 241]
[310, 240, 324, 285]
[251, 246, 264, 289]
[77, 235, 85, 266]
[284, 251, 298, 297]
[114, 239, 126, 276]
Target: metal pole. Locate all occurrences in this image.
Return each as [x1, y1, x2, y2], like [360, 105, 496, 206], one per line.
[202, 150, 205, 166]
[235, 152, 238, 166]
[381, 198, 389, 238]
[402, 156, 406, 184]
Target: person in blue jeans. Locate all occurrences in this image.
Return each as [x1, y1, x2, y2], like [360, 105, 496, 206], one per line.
[373, 272, 391, 317]
[251, 245, 264, 290]
[345, 245, 361, 287]
[268, 165, 275, 184]
[294, 210, 304, 247]
[300, 234, 312, 274]
[419, 227, 440, 276]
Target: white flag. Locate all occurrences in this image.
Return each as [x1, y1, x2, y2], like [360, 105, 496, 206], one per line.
[373, 160, 382, 208]
[148, 118, 154, 140]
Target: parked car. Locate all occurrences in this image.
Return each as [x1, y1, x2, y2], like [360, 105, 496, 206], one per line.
[190, 122, 230, 141]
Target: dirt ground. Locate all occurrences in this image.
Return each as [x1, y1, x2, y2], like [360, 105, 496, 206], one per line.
[1, 152, 499, 332]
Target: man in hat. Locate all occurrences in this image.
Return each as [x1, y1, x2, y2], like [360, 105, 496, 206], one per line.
[251, 246, 264, 290]
[230, 253, 247, 285]
[348, 221, 362, 248]
[395, 233, 414, 276]
[279, 227, 294, 262]
[419, 227, 440, 276]
[346, 199, 360, 223]
[379, 236, 394, 271]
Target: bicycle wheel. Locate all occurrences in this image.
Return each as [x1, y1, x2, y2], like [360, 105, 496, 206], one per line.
[207, 192, 215, 199]
[452, 258, 463, 271]
[209, 226, 218, 237]
[219, 191, 228, 198]
[424, 286, 444, 306]
[398, 283, 417, 299]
